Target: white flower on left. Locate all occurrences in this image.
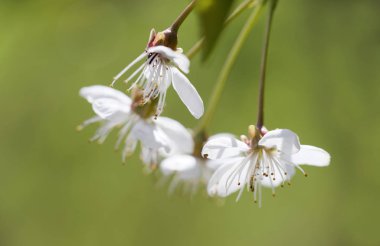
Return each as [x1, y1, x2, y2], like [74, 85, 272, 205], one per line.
[78, 85, 191, 167]
[111, 30, 204, 119]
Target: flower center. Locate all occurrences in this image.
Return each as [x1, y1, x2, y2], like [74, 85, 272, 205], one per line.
[147, 52, 170, 67]
[131, 88, 158, 119]
[246, 147, 289, 202]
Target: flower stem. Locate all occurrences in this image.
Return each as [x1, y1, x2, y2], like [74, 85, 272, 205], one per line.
[256, 0, 277, 130]
[187, 0, 258, 59]
[194, 2, 265, 136]
[170, 0, 197, 33]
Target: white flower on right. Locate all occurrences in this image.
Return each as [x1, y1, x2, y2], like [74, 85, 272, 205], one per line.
[111, 29, 204, 119]
[202, 126, 330, 206]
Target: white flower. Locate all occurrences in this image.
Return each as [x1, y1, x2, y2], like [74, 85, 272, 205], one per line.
[111, 29, 204, 119]
[78, 85, 191, 167]
[159, 134, 232, 195]
[160, 154, 212, 195]
[201, 127, 331, 206]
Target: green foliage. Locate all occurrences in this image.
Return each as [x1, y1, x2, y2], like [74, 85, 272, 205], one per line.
[196, 0, 235, 60]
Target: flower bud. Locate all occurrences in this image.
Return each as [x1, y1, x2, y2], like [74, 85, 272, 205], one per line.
[148, 28, 178, 50]
[248, 125, 257, 138]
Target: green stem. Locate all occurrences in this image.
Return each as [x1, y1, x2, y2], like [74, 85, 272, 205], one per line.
[227, 0, 258, 23]
[256, 0, 277, 130]
[194, 1, 265, 136]
[170, 0, 197, 33]
[187, 0, 257, 59]
[186, 38, 204, 60]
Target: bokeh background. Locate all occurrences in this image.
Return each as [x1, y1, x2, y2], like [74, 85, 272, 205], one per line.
[1, 0, 379, 245]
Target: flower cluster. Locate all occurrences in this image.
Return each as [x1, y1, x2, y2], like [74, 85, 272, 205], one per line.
[77, 0, 331, 206]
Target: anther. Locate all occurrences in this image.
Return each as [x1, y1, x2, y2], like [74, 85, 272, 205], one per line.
[203, 154, 208, 158]
[304, 173, 308, 177]
[148, 53, 158, 65]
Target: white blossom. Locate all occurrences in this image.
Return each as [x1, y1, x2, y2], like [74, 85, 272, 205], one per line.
[78, 85, 191, 167]
[111, 29, 204, 119]
[159, 134, 233, 196]
[202, 127, 331, 206]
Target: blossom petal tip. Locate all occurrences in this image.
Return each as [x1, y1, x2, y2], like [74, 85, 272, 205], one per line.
[292, 145, 331, 167]
[192, 111, 203, 119]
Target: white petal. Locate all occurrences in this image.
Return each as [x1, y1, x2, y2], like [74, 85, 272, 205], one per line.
[140, 145, 159, 166]
[80, 85, 131, 119]
[91, 98, 129, 119]
[290, 145, 330, 167]
[204, 135, 245, 169]
[129, 121, 167, 150]
[259, 129, 301, 155]
[122, 135, 138, 162]
[206, 158, 232, 170]
[155, 117, 194, 155]
[207, 157, 248, 197]
[80, 85, 131, 105]
[171, 68, 204, 119]
[148, 46, 190, 73]
[202, 135, 249, 160]
[160, 155, 197, 176]
[172, 54, 190, 74]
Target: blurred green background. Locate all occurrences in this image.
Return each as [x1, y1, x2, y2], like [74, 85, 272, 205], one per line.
[1, 0, 379, 245]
